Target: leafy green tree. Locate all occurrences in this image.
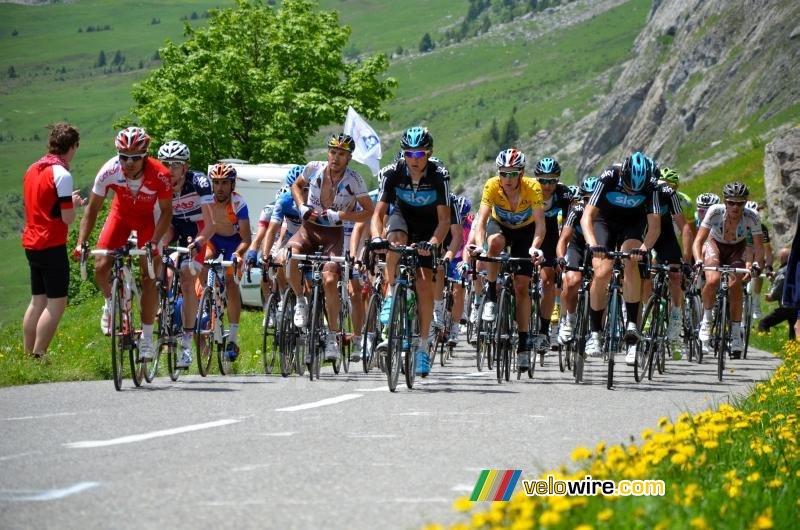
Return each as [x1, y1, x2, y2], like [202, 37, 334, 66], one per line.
[96, 50, 106, 67]
[502, 114, 519, 146]
[419, 32, 433, 53]
[124, 0, 396, 165]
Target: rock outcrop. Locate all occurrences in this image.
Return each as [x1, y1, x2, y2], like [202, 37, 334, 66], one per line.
[764, 127, 800, 247]
[577, 0, 800, 176]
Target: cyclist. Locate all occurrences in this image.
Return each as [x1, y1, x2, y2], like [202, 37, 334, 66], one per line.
[469, 148, 545, 371]
[288, 134, 373, 362]
[205, 163, 252, 362]
[443, 195, 473, 346]
[581, 151, 661, 363]
[649, 167, 693, 342]
[371, 127, 452, 376]
[156, 140, 214, 368]
[692, 182, 764, 358]
[695, 192, 720, 226]
[556, 175, 599, 343]
[532, 157, 572, 354]
[75, 127, 173, 362]
[744, 201, 773, 319]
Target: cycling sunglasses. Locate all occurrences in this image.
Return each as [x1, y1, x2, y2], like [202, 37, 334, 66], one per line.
[725, 200, 746, 207]
[118, 153, 147, 162]
[537, 177, 559, 185]
[403, 150, 428, 159]
[163, 161, 185, 169]
[498, 170, 523, 178]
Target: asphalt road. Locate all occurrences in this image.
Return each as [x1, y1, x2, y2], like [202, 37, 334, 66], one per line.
[0, 341, 780, 530]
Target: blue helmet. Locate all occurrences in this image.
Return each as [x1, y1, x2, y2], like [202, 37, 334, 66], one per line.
[400, 126, 433, 150]
[580, 175, 600, 194]
[621, 151, 650, 192]
[274, 185, 291, 200]
[395, 149, 404, 162]
[284, 164, 304, 186]
[534, 157, 561, 176]
[450, 194, 471, 218]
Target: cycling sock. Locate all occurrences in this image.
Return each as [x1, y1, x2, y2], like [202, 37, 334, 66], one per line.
[625, 302, 640, 326]
[539, 317, 550, 334]
[670, 306, 681, 320]
[142, 323, 154, 339]
[487, 281, 497, 302]
[590, 308, 604, 332]
[566, 312, 577, 322]
[518, 331, 529, 349]
[703, 309, 713, 323]
[229, 323, 239, 344]
[182, 329, 193, 349]
[104, 296, 112, 309]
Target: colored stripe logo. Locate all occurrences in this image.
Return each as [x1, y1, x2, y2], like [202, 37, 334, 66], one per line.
[470, 470, 522, 501]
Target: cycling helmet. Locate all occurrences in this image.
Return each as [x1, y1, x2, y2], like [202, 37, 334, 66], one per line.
[395, 149, 404, 162]
[452, 194, 471, 218]
[722, 181, 749, 199]
[115, 126, 150, 153]
[647, 157, 659, 180]
[660, 167, 679, 186]
[368, 188, 380, 204]
[327, 133, 355, 152]
[495, 148, 526, 169]
[400, 126, 433, 150]
[568, 185, 580, 200]
[695, 192, 720, 208]
[209, 163, 237, 181]
[157, 140, 190, 161]
[534, 157, 561, 176]
[284, 164, 304, 186]
[580, 175, 600, 194]
[745, 200, 759, 211]
[621, 151, 650, 192]
[275, 185, 291, 200]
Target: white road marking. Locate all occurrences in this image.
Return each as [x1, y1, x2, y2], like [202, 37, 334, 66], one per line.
[3, 412, 78, 421]
[63, 419, 241, 448]
[354, 386, 390, 392]
[393, 497, 449, 503]
[0, 451, 41, 462]
[451, 484, 475, 492]
[347, 433, 397, 439]
[276, 393, 363, 412]
[259, 432, 297, 437]
[0, 481, 100, 502]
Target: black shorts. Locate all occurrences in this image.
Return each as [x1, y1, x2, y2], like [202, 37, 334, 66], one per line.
[386, 210, 438, 269]
[541, 217, 559, 268]
[486, 218, 534, 276]
[592, 216, 646, 251]
[652, 230, 682, 264]
[26, 245, 69, 299]
[566, 241, 588, 270]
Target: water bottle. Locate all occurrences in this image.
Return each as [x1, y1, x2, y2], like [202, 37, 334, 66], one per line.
[173, 295, 183, 330]
[406, 289, 416, 320]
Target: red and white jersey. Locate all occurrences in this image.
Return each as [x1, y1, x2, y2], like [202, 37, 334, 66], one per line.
[22, 158, 74, 250]
[92, 156, 172, 222]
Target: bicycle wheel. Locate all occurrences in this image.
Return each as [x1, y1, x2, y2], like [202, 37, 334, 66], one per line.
[655, 301, 668, 375]
[465, 289, 477, 345]
[339, 302, 353, 374]
[362, 292, 381, 373]
[634, 297, 656, 382]
[476, 297, 492, 371]
[262, 292, 279, 375]
[215, 301, 230, 376]
[195, 287, 215, 377]
[108, 278, 125, 391]
[128, 284, 145, 388]
[441, 308, 453, 367]
[716, 296, 728, 381]
[495, 290, 511, 383]
[742, 290, 752, 359]
[605, 291, 623, 390]
[307, 286, 324, 381]
[149, 289, 171, 384]
[279, 290, 298, 377]
[386, 284, 406, 392]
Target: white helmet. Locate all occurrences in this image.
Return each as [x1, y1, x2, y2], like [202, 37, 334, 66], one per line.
[157, 140, 190, 162]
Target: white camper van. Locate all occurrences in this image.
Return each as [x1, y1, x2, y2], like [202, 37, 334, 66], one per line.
[207, 161, 294, 307]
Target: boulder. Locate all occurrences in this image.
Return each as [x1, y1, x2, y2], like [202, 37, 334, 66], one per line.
[763, 127, 800, 247]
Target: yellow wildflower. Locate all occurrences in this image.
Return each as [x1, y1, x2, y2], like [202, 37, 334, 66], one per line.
[571, 446, 592, 462]
[539, 510, 561, 526]
[690, 517, 710, 530]
[452, 497, 473, 513]
[746, 472, 761, 483]
[597, 508, 614, 522]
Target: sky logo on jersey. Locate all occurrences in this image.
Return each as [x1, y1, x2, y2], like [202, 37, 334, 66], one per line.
[494, 205, 532, 226]
[470, 470, 522, 501]
[607, 192, 645, 209]
[396, 188, 437, 207]
[545, 208, 560, 218]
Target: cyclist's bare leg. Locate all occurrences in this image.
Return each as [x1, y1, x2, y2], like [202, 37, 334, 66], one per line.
[226, 272, 242, 325]
[485, 234, 505, 282]
[349, 278, 364, 333]
[416, 267, 435, 344]
[514, 275, 531, 333]
[668, 269, 682, 307]
[30, 297, 67, 355]
[562, 271, 581, 313]
[539, 266, 556, 324]
[23, 295, 47, 353]
[94, 255, 113, 299]
[180, 264, 199, 330]
[621, 239, 643, 307]
[384, 231, 406, 296]
[287, 245, 305, 296]
[729, 273, 744, 321]
[139, 258, 160, 325]
[589, 256, 612, 311]
[452, 283, 466, 324]
[702, 270, 721, 310]
[322, 264, 340, 331]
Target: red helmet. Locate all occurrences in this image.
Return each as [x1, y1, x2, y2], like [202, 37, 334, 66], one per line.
[115, 126, 151, 153]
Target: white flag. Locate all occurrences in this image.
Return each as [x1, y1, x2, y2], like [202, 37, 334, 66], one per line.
[344, 106, 382, 176]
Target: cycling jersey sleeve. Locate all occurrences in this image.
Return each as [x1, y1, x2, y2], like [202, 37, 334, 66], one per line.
[649, 188, 660, 215]
[586, 172, 610, 207]
[666, 187, 683, 216]
[378, 166, 397, 204]
[91, 157, 119, 197]
[53, 165, 74, 211]
[194, 173, 214, 204]
[269, 201, 284, 225]
[434, 168, 450, 208]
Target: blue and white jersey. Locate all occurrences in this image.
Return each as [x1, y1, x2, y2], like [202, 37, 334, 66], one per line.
[171, 169, 213, 239]
[270, 190, 303, 235]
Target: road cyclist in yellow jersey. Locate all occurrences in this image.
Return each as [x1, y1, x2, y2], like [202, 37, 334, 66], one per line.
[468, 148, 545, 372]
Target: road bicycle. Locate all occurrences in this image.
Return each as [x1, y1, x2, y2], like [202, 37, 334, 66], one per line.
[361, 247, 386, 373]
[600, 250, 639, 390]
[681, 267, 703, 364]
[634, 263, 676, 382]
[255, 258, 283, 375]
[559, 252, 593, 384]
[703, 265, 752, 381]
[429, 259, 465, 368]
[81, 240, 155, 391]
[195, 254, 240, 377]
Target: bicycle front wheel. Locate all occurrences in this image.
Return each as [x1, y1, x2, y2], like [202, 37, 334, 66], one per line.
[339, 303, 353, 374]
[195, 287, 215, 377]
[605, 290, 623, 390]
[262, 291, 279, 375]
[362, 292, 381, 373]
[386, 284, 406, 392]
[496, 290, 512, 384]
[109, 278, 125, 391]
[716, 297, 728, 381]
[128, 285, 145, 388]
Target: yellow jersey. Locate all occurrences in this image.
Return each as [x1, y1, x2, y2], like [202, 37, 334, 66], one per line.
[480, 176, 544, 228]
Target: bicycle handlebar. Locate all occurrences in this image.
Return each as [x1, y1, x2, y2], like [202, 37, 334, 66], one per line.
[703, 266, 751, 275]
[165, 246, 200, 276]
[204, 255, 241, 285]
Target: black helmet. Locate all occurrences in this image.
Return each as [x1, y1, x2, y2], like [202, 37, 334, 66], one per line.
[400, 126, 433, 150]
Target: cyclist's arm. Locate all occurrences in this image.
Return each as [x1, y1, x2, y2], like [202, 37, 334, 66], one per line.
[249, 222, 268, 253]
[351, 220, 367, 258]
[556, 225, 574, 259]
[340, 195, 373, 223]
[580, 204, 600, 248]
[194, 203, 215, 247]
[76, 192, 105, 248]
[693, 225, 710, 262]
[261, 220, 281, 258]
[430, 204, 450, 246]
[752, 233, 765, 268]
[152, 197, 173, 245]
[672, 212, 692, 262]
[642, 213, 661, 252]
[371, 201, 389, 239]
[292, 175, 309, 212]
[234, 218, 252, 258]
[531, 206, 545, 250]
[446, 222, 462, 257]
[472, 204, 491, 249]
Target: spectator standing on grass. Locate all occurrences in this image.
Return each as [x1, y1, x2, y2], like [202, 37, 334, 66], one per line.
[21, 123, 84, 359]
[782, 211, 800, 338]
[758, 248, 796, 339]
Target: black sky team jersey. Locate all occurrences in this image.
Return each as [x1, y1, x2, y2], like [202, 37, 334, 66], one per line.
[171, 169, 213, 239]
[587, 167, 660, 221]
[655, 181, 684, 235]
[543, 183, 573, 228]
[565, 202, 586, 246]
[378, 159, 451, 231]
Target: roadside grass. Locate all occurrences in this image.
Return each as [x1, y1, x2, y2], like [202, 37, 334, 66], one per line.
[434, 338, 800, 529]
[0, 237, 31, 329]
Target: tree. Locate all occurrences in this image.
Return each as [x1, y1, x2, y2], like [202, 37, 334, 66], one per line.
[419, 32, 433, 53]
[111, 50, 125, 66]
[502, 115, 519, 146]
[7, 66, 17, 79]
[96, 50, 106, 67]
[124, 0, 396, 166]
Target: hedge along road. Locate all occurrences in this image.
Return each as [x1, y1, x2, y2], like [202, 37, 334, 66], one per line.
[0, 342, 780, 529]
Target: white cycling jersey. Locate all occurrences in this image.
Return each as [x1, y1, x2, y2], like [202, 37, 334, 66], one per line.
[700, 203, 762, 245]
[303, 161, 368, 227]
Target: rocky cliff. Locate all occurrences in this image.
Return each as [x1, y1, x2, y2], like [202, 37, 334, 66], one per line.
[577, 0, 800, 175]
[764, 127, 800, 248]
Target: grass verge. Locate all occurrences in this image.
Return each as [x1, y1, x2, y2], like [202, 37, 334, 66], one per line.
[433, 339, 799, 529]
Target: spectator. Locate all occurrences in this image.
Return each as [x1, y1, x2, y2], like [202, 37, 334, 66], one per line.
[781, 210, 800, 338]
[758, 248, 795, 339]
[21, 123, 84, 359]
